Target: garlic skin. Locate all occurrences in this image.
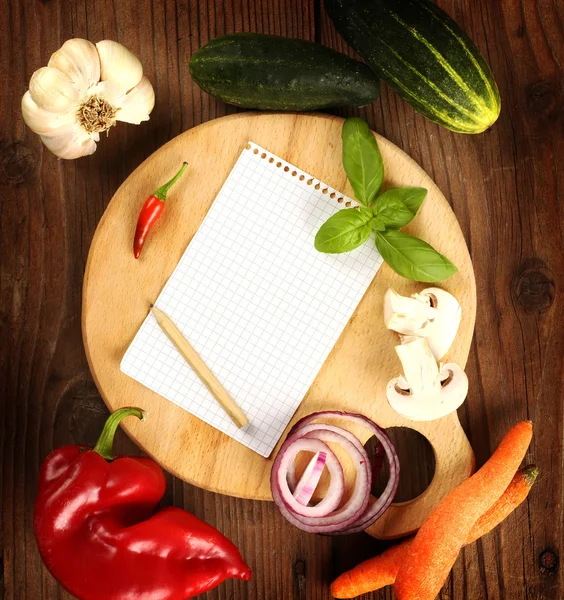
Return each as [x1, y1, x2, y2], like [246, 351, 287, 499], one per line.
[22, 38, 155, 159]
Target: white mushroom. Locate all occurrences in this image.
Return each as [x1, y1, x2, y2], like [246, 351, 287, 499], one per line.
[386, 337, 468, 421]
[383, 287, 461, 360]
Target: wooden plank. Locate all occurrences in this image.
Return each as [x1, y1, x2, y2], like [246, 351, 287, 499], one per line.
[0, 0, 562, 598]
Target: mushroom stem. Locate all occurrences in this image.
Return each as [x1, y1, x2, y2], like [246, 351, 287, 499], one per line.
[395, 338, 440, 396]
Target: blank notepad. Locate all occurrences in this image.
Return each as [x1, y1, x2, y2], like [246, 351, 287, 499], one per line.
[121, 142, 383, 457]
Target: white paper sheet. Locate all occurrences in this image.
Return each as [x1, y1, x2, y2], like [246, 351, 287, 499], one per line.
[121, 142, 383, 457]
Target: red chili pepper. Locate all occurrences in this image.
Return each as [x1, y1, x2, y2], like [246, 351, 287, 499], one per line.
[134, 162, 189, 259]
[34, 407, 251, 600]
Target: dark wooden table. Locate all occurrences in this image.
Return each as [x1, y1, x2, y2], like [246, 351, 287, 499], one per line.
[2, 1, 562, 598]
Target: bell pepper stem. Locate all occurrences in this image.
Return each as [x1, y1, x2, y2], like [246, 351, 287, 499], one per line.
[152, 162, 188, 202]
[93, 407, 146, 461]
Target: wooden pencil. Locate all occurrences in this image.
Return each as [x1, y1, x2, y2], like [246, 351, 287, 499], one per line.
[150, 304, 249, 429]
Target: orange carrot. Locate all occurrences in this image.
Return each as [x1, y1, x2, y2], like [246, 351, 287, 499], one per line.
[331, 541, 411, 598]
[467, 463, 538, 543]
[394, 421, 533, 600]
[330, 463, 538, 598]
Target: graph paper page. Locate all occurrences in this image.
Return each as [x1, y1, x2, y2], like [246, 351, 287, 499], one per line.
[121, 142, 383, 457]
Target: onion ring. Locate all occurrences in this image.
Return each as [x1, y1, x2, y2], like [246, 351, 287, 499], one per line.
[292, 451, 327, 506]
[270, 411, 400, 535]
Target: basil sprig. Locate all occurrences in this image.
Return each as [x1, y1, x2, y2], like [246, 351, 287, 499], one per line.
[314, 118, 457, 282]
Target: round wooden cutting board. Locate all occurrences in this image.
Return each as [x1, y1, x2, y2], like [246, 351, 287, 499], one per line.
[83, 113, 476, 539]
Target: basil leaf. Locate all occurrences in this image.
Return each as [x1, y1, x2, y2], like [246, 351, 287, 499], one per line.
[374, 229, 458, 282]
[372, 187, 427, 229]
[315, 208, 372, 254]
[370, 218, 386, 232]
[394, 187, 428, 215]
[358, 206, 374, 219]
[342, 118, 384, 206]
[372, 196, 416, 230]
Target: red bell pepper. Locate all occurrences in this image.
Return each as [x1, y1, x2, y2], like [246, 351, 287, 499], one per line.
[34, 407, 252, 600]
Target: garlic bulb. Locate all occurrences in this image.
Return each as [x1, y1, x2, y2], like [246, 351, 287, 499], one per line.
[22, 39, 155, 159]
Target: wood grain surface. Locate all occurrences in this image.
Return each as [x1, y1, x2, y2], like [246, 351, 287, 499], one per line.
[0, 0, 562, 599]
[82, 112, 475, 539]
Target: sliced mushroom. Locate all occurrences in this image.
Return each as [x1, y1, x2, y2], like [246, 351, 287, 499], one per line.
[386, 337, 468, 421]
[383, 287, 461, 360]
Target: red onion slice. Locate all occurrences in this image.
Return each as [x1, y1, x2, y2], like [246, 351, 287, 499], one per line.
[275, 428, 369, 531]
[271, 411, 400, 535]
[292, 451, 327, 506]
[297, 412, 400, 534]
[273, 427, 370, 532]
[275, 437, 344, 517]
[271, 431, 370, 533]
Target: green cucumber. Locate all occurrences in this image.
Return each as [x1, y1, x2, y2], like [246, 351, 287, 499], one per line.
[324, 0, 501, 133]
[189, 33, 380, 111]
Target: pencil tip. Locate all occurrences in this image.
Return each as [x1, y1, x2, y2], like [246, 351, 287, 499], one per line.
[149, 303, 154, 308]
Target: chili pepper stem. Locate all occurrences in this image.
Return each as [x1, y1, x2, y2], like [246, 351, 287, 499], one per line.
[153, 162, 189, 202]
[93, 407, 146, 461]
